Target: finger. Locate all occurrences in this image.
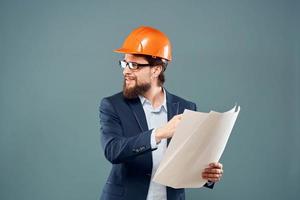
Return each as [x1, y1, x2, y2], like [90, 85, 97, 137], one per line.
[202, 174, 222, 180]
[203, 168, 223, 174]
[202, 174, 221, 179]
[172, 114, 182, 121]
[176, 113, 183, 118]
[209, 162, 223, 169]
[202, 174, 221, 182]
[202, 173, 222, 179]
[204, 168, 223, 174]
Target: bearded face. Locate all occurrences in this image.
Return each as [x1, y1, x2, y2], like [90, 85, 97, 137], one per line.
[122, 54, 156, 99]
[123, 74, 151, 99]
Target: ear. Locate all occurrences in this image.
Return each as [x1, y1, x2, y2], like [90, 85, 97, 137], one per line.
[151, 65, 162, 77]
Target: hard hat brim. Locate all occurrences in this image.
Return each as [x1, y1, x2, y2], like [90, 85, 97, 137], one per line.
[113, 48, 139, 55]
[113, 48, 172, 61]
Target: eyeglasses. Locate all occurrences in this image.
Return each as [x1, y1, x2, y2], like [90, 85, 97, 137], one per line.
[119, 60, 150, 70]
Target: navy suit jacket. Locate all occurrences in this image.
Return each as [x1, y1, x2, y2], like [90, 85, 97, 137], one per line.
[99, 90, 214, 200]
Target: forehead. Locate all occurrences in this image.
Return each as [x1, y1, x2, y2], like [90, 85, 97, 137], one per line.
[124, 54, 148, 63]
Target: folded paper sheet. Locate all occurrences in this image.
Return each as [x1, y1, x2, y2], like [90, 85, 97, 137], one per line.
[153, 105, 240, 188]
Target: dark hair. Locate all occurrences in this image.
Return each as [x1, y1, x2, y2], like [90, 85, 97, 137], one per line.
[136, 54, 168, 86]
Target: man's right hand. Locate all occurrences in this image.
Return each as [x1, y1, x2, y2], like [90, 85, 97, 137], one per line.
[155, 114, 183, 144]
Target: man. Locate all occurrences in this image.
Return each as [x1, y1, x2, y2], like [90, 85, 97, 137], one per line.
[99, 26, 223, 200]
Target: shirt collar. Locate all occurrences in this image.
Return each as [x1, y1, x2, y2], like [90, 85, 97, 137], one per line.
[138, 87, 167, 111]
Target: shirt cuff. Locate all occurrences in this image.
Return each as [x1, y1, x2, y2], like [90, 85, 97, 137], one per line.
[151, 129, 159, 149]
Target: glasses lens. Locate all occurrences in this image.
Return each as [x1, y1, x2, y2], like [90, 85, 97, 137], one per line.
[119, 60, 143, 70]
[128, 62, 138, 70]
[119, 60, 127, 69]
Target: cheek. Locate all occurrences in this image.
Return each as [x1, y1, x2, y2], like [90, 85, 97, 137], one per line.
[138, 75, 151, 84]
[136, 71, 151, 83]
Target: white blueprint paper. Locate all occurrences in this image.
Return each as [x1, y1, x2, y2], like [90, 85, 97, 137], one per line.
[153, 105, 240, 188]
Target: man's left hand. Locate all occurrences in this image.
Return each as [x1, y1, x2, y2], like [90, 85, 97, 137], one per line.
[202, 162, 223, 183]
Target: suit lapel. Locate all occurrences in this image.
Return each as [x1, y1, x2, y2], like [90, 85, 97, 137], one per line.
[166, 90, 180, 145]
[125, 90, 180, 141]
[167, 102, 179, 121]
[126, 97, 149, 132]
[166, 89, 180, 121]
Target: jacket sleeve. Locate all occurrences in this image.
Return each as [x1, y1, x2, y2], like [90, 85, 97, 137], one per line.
[193, 102, 215, 189]
[99, 97, 156, 164]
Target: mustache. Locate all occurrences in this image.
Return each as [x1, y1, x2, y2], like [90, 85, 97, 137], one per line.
[124, 76, 136, 80]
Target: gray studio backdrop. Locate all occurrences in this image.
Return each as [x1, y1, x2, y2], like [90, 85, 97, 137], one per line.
[1, 0, 299, 199]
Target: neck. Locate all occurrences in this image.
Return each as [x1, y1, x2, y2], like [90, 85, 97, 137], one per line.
[143, 85, 164, 109]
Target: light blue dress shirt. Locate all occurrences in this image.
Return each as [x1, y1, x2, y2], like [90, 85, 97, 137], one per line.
[139, 88, 168, 200]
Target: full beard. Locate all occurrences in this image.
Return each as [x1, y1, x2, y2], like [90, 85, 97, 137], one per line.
[123, 78, 151, 99]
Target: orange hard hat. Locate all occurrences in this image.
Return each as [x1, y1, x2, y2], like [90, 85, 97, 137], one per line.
[114, 26, 172, 61]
